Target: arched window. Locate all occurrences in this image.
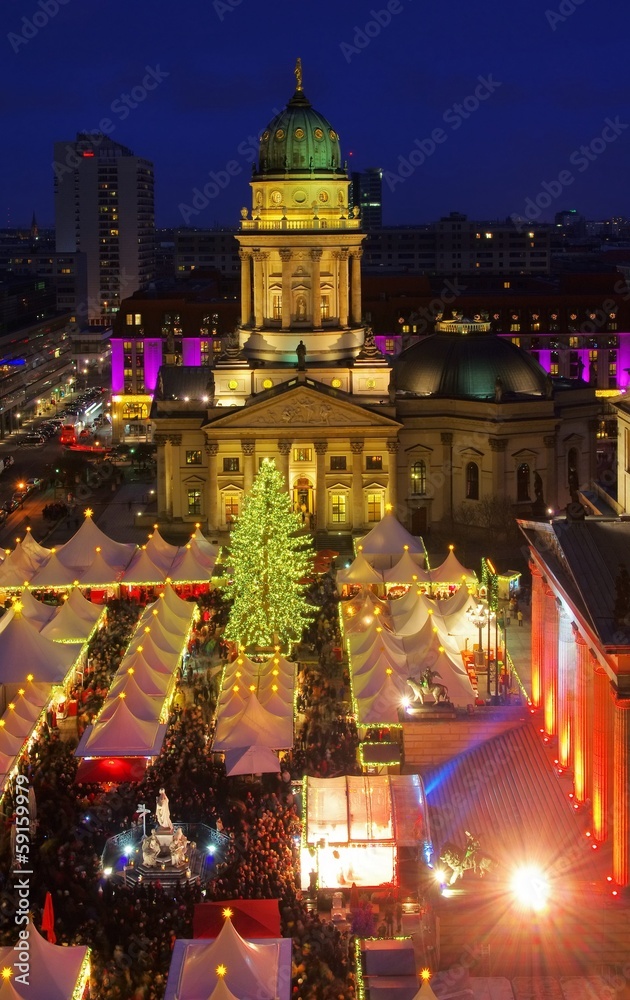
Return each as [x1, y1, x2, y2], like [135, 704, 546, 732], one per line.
[567, 448, 580, 495]
[411, 460, 427, 495]
[517, 463, 530, 502]
[465, 462, 479, 500]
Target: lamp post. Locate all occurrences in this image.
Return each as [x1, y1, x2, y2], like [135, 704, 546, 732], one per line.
[466, 602, 495, 695]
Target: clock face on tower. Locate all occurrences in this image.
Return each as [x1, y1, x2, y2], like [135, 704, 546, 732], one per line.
[270, 190, 282, 205]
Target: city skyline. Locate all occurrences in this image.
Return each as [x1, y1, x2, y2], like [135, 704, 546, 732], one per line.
[2, 0, 630, 229]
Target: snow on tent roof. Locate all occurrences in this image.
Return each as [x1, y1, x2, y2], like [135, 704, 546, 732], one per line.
[170, 916, 283, 1000]
[0, 608, 77, 683]
[213, 692, 293, 751]
[0, 920, 88, 1000]
[337, 553, 384, 586]
[121, 546, 169, 585]
[56, 514, 135, 573]
[17, 589, 56, 630]
[169, 544, 213, 583]
[76, 698, 166, 757]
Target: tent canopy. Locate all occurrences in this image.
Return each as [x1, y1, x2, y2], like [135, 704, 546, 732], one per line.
[76, 698, 166, 757]
[172, 917, 283, 1000]
[357, 511, 426, 569]
[0, 921, 88, 1000]
[305, 774, 428, 846]
[337, 554, 384, 587]
[429, 547, 477, 585]
[56, 514, 135, 573]
[224, 745, 280, 776]
[0, 608, 77, 683]
[213, 693, 293, 751]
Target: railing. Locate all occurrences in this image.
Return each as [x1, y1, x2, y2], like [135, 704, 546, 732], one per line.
[241, 217, 361, 231]
[101, 821, 229, 877]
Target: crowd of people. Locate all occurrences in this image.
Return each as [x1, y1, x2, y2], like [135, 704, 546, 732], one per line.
[0, 572, 364, 1000]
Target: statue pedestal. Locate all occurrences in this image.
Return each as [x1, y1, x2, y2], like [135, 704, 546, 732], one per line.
[155, 829, 174, 851]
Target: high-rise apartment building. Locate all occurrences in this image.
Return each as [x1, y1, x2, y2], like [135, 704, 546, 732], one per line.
[54, 133, 155, 326]
[351, 167, 383, 230]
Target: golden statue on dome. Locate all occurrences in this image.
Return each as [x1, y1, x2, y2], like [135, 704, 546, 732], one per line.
[294, 57, 303, 92]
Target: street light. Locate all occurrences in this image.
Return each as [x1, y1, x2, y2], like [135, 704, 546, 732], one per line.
[466, 602, 495, 695]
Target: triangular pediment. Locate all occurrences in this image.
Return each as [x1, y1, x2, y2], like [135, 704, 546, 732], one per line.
[204, 383, 401, 431]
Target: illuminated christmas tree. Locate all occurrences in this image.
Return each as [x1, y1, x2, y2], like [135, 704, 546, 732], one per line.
[224, 458, 314, 649]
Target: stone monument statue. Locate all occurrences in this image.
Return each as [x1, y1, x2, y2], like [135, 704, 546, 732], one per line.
[169, 827, 189, 867]
[296, 340, 306, 370]
[155, 788, 173, 831]
[494, 375, 504, 403]
[142, 832, 161, 867]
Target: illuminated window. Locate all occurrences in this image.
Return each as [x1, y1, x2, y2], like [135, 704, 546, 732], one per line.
[224, 493, 239, 522]
[511, 337, 521, 347]
[384, 338, 395, 353]
[272, 294, 282, 320]
[411, 460, 427, 495]
[223, 457, 239, 472]
[187, 489, 202, 516]
[550, 351, 559, 376]
[517, 463, 530, 502]
[186, 450, 202, 465]
[330, 456, 346, 471]
[466, 462, 479, 500]
[293, 448, 312, 462]
[125, 314, 133, 325]
[485, 232, 493, 239]
[321, 295, 330, 320]
[569, 336, 579, 348]
[134, 314, 141, 325]
[367, 492, 382, 522]
[331, 493, 347, 523]
[510, 323, 521, 333]
[366, 455, 382, 471]
[503, 281, 510, 289]
[122, 403, 148, 420]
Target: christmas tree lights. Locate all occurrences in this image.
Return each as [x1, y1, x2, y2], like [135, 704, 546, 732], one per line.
[224, 459, 314, 650]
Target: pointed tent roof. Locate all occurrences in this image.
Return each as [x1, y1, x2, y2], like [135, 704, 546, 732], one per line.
[110, 661, 172, 698]
[390, 594, 433, 637]
[19, 529, 50, 568]
[121, 546, 169, 585]
[356, 673, 408, 724]
[17, 589, 56, 630]
[0, 920, 88, 1000]
[430, 546, 477, 585]
[205, 979, 241, 1000]
[56, 513, 135, 573]
[29, 551, 82, 589]
[337, 553, 384, 586]
[169, 544, 212, 584]
[0, 973, 25, 1000]
[41, 599, 101, 644]
[0, 547, 40, 589]
[0, 608, 76, 683]
[78, 547, 124, 587]
[121, 639, 179, 674]
[224, 745, 281, 776]
[357, 511, 426, 569]
[213, 692, 293, 750]
[191, 525, 220, 563]
[383, 549, 432, 585]
[161, 583, 196, 619]
[66, 586, 103, 624]
[76, 698, 166, 757]
[344, 591, 393, 633]
[98, 683, 164, 723]
[411, 979, 440, 1000]
[176, 917, 281, 1000]
[129, 618, 183, 655]
[145, 526, 179, 572]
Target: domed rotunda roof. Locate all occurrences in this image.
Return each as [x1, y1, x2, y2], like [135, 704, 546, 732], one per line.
[395, 324, 550, 401]
[257, 60, 342, 175]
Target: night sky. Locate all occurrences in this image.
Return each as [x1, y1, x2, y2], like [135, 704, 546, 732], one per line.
[2, 0, 629, 230]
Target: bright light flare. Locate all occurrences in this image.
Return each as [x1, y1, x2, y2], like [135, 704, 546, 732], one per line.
[510, 865, 549, 912]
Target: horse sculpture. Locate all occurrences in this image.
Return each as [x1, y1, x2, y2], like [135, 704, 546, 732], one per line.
[439, 831, 496, 884]
[407, 673, 450, 705]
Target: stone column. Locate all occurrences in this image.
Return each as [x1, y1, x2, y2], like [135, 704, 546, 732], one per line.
[489, 437, 508, 497]
[572, 626, 593, 803]
[239, 249, 252, 326]
[168, 434, 182, 518]
[587, 418, 599, 486]
[530, 561, 544, 708]
[351, 249, 363, 325]
[543, 434, 557, 510]
[314, 440, 328, 531]
[280, 248, 292, 330]
[205, 441, 219, 531]
[253, 251, 266, 328]
[154, 433, 169, 517]
[310, 248, 323, 329]
[542, 584, 559, 736]
[338, 249, 349, 329]
[557, 603, 575, 768]
[351, 439, 364, 530]
[277, 439, 292, 490]
[592, 666, 611, 842]
[242, 440, 255, 493]
[440, 432, 453, 523]
[613, 698, 630, 886]
[387, 439, 399, 513]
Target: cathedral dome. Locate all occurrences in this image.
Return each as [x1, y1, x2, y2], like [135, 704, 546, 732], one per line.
[257, 62, 342, 175]
[395, 331, 550, 400]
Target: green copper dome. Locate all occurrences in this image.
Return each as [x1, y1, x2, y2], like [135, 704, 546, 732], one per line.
[258, 64, 342, 175]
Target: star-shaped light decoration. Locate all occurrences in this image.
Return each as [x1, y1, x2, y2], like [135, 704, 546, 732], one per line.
[222, 907, 233, 919]
[421, 968, 432, 981]
[385, 503, 393, 512]
[84, 507, 93, 518]
[216, 964, 227, 978]
[1, 968, 12, 980]
[12, 599, 23, 615]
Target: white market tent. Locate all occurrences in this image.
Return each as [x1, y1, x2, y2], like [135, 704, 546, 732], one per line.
[164, 915, 291, 1000]
[429, 546, 477, 586]
[17, 588, 56, 630]
[0, 687, 49, 789]
[41, 593, 104, 644]
[29, 551, 81, 589]
[98, 683, 165, 724]
[213, 692, 293, 751]
[56, 514, 135, 574]
[224, 744, 281, 776]
[121, 547, 168, 586]
[383, 549, 432, 586]
[0, 921, 89, 1000]
[109, 661, 172, 698]
[337, 554, 384, 587]
[0, 607, 78, 683]
[169, 544, 214, 584]
[76, 697, 167, 757]
[356, 511, 426, 570]
[145, 526, 179, 572]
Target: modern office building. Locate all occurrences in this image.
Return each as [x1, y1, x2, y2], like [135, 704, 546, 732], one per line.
[351, 167, 383, 230]
[54, 133, 155, 326]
